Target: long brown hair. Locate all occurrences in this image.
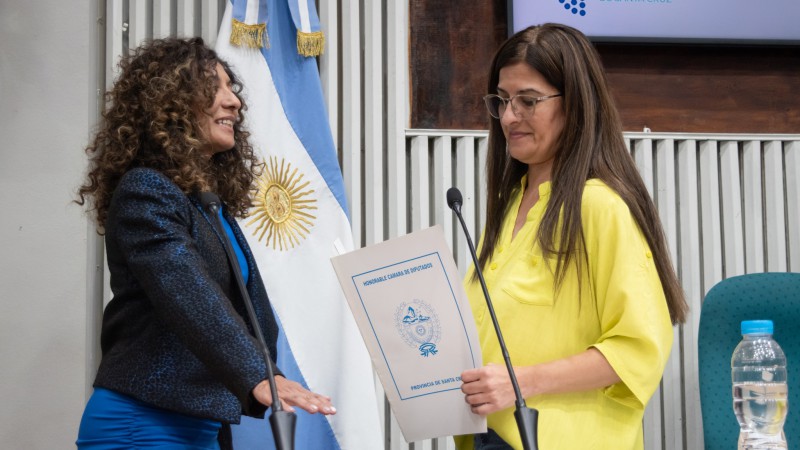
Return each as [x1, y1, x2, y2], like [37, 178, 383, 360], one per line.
[478, 24, 687, 324]
[76, 37, 261, 229]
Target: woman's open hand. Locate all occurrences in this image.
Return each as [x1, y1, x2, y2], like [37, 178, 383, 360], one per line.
[253, 376, 336, 415]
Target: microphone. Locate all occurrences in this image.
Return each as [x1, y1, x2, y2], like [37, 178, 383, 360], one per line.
[445, 188, 463, 213]
[199, 192, 296, 450]
[446, 187, 539, 450]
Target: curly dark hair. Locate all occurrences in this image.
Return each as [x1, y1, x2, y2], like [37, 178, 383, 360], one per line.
[76, 37, 261, 229]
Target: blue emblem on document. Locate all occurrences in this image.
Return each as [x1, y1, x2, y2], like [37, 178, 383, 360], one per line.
[395, 300, 441, 357]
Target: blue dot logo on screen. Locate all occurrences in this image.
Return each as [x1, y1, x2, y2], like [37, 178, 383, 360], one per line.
[558, 0, 587, 16]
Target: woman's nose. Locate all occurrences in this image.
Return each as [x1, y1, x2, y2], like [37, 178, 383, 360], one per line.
[499, 101, 518, 125]
[223, 88, 241, 110]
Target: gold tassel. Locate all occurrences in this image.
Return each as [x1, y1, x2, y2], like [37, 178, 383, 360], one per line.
[230, 18, 269, 49]
[297, 31, 325, 57]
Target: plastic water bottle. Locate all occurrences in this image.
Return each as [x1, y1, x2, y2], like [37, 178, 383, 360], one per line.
[732, 320, 789, 449]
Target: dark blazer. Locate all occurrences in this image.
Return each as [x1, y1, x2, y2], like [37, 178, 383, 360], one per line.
[94, 167, 279, 423]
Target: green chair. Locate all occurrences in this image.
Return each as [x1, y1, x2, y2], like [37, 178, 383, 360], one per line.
[698, 272, 800, 449]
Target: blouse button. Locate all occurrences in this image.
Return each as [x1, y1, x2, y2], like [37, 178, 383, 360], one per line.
[498, 247, 504, 254]
[490, 262, 498, 270]
[646, 251, 653, 259]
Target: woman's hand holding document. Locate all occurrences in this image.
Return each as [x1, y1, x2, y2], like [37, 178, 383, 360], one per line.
[331, 225, 486, 442]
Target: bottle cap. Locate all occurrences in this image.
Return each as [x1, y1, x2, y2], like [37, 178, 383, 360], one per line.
[741, 320, 773, 335]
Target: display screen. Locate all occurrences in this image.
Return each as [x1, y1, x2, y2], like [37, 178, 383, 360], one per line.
[511, 0, 800, 44]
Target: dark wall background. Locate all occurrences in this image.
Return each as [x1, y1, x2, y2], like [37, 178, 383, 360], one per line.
[409, 0, 507, 130]
[409, 1, 800, 133]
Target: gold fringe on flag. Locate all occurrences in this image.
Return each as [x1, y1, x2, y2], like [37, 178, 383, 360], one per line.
[230, 18, 268, 49]
[297, 31, 325, 57]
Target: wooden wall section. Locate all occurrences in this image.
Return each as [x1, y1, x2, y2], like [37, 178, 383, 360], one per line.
[409, 3, 800, 134]
[409, 0, 508, 130]
[598, 44, 800, 133]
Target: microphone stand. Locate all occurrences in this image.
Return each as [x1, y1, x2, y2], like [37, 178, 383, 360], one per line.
[200, 192, 296, 450]
[447, 188, 538, 450]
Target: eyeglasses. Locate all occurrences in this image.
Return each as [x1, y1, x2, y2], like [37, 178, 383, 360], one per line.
[483, 93, 563, 119]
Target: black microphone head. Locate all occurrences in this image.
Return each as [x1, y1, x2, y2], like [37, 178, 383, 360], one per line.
[199, 191, 221, 211]
[446, 187, 463, 210]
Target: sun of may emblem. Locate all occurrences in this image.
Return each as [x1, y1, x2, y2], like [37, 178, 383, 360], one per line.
[246, 156, 317, 250]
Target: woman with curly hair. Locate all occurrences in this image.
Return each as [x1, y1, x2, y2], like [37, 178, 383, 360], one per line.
[456, 24, 688, 449]
[75, 37, 334, 449]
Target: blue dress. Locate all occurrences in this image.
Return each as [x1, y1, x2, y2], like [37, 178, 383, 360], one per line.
[77, 388, 222, 449]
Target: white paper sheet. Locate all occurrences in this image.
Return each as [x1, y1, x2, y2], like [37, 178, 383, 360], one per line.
[331, 225, 486, 442]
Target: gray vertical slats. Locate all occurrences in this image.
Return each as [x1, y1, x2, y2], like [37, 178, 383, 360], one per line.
[152, 0, 173, 38]
[655, 139, 684, 450]
[106, 0, 124, 83]
[454, 137, 477, 274]
[408, 136, 433, 450]
[199, 0, 218, 46]
[634, 139, 663, 450]
[634, 138, 655, 197]
[677, 139, 705, 450]
[476, 137, 488, 239]
[385, 0, 408, 242]
[742, 141, 765, 273]
[410, 137, 431, 230]
[339, 2, 363, 245]
[363, 0, 385, 246]
[128, 0, 151, 50]
[787, 141, 800, 271]
[433, 136, 455, 254]
[176, 0, 198, 38]
[699, 140, 724, 292]
[764, 141, 787, 271]
[340, 0, 362, 245]
[720, 141, 746, 278]
[107, 0, 217, 69]
[318, 0, 338, 148]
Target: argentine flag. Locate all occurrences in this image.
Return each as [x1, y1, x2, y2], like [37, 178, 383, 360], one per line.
[215, 1, 382, 448]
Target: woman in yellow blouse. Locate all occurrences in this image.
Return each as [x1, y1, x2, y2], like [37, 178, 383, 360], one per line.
[455, 24, 688, 450]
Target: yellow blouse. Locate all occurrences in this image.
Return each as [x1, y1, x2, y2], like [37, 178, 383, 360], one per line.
[457, 178, 673, 450]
